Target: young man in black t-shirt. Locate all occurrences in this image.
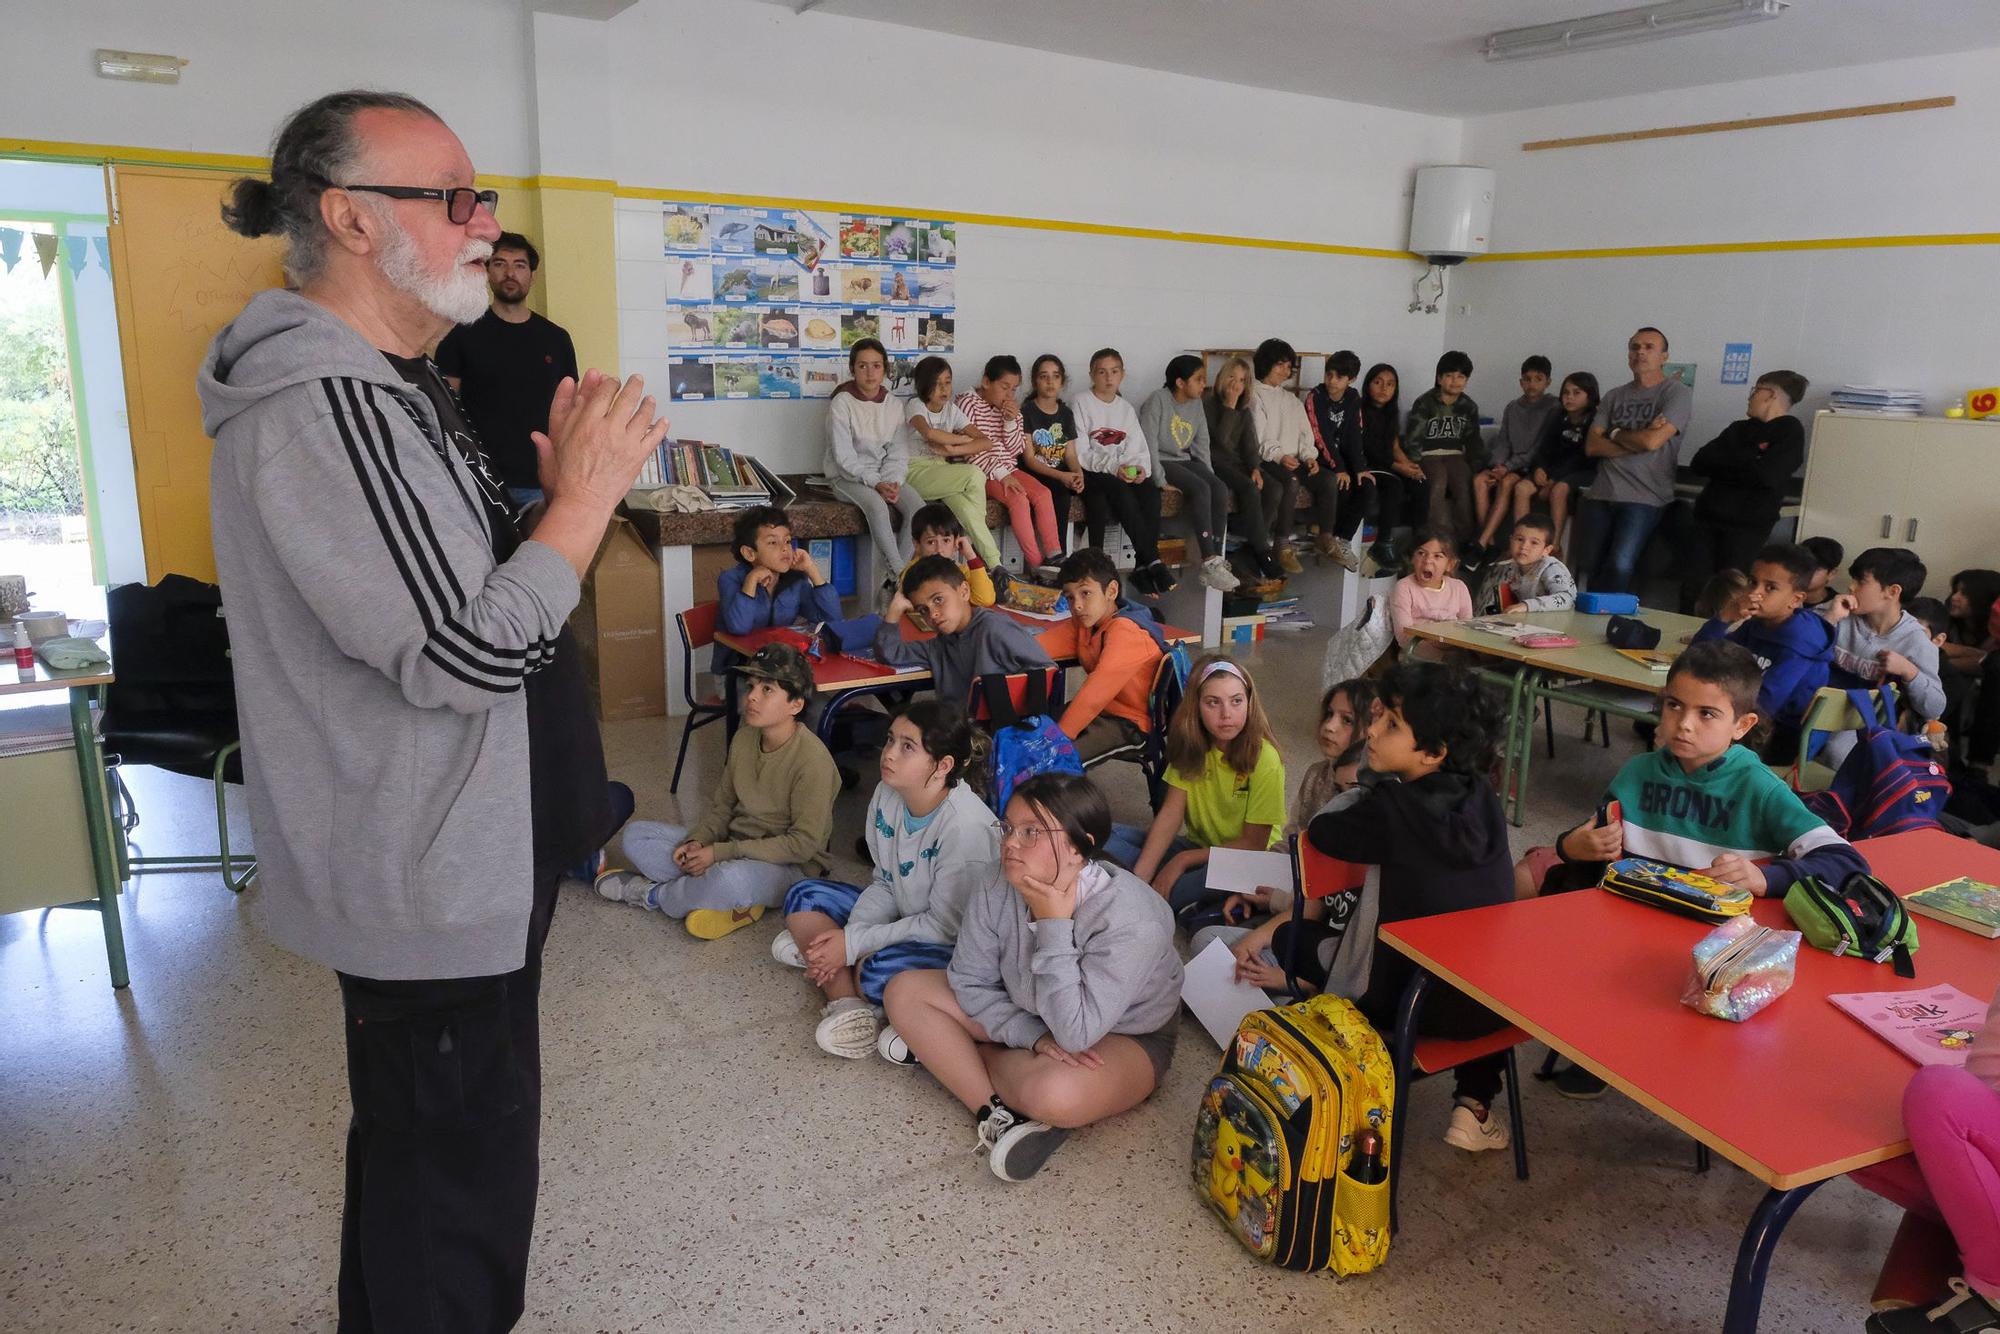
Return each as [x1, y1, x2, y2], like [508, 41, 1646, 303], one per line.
[435, 231, 579, 506]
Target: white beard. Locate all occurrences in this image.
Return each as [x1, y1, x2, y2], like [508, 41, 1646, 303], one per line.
[372, 207, 492, 326]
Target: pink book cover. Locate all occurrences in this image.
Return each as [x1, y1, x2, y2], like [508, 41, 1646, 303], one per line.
[1829, 985, 1986, 1067]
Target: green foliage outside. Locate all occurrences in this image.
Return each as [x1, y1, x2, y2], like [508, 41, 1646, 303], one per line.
[0, 265, 83, 518]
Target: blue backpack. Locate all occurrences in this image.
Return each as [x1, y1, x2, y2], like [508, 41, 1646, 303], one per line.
[976, 670, 1084, 812]
[1801, 687, 1949, 839]
[1114, 600, 1191, 689]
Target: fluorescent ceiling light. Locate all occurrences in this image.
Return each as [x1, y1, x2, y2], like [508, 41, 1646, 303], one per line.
[1484, 0, 1788, 61]
[95, 49, 186, 84]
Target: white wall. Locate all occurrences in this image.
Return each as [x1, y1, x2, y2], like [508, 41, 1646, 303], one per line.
[581, 0, 1461, 470]
[1449, 49, 2000, 448]
[0, 0, 539, 174]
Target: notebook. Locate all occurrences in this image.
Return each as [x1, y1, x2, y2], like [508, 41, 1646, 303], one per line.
[1828, 985, 1988, 1066]
[1905, 877, 2000, 939]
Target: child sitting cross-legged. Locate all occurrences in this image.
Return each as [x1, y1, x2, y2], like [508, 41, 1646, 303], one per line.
[598, 643, 838, 940]
[773, 699, 998, 1059]
[1488, 512, 1575, 613]
[1037, 547, 1169, 762]
[879, 772, 1184, 1183]
[1102, 656, 1287, 926]
[1524, 639, 1869, 1098]
[1250, 662, 1521, 1153]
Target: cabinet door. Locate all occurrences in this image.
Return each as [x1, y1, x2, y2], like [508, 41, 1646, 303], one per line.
[1798, 413, 1915, 562]
[1903, 421, 2000, 584]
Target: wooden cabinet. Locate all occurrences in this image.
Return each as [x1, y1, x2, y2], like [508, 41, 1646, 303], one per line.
[1798, 411, 2000, 586]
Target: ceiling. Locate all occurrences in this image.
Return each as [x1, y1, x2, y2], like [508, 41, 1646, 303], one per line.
[731, 0, 1993, 116]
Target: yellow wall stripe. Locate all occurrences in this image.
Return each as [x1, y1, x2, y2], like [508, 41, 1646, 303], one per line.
[6, 136, 1995, 264]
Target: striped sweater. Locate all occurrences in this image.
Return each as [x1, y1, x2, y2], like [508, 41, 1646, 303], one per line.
[201, 289, 577, 979]
[1569, 745, 1868, 897]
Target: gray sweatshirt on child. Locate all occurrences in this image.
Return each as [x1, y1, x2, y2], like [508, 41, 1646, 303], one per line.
[1825, 608, 1945, 720]
[872, 606, 1054, 707]
[948, 861, 1184, 1052]
[845, 781, 998, 964]
[1497, 554, 1577, 613]
[1137, 389, 1213, 475]
[198, 290, 576, 980]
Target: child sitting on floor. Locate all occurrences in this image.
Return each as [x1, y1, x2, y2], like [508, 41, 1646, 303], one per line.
[1693, 543, 1836, 757]
[1390, 526, 1473, 649]
[1102, 655, 1286, 925]
[1524, 640, 1868, 1097]
[1039, 548, 1169, 762]
[773, 699, 997, 1060]
[874, 555, 1053, 707]
[598, 644, 838, 940]
[901, 502, 996, 610]
[878, 772, 1184, 1183]
[714, 504, 843, 674]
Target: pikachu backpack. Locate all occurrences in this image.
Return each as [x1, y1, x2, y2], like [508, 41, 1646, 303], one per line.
[1191, 995, 1394, 1274]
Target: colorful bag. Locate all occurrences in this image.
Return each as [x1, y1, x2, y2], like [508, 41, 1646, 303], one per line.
[1599, 857, 1754, 922]
[976, 671, 1083, 812]
[1784, 872, 1919, 977]
[1192, 995, 1394, 1274]
[1801, 689, 1949, 839]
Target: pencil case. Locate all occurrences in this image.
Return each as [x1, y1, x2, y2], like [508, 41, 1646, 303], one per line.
[1600, 857, 1755, 923]
[1578, 592, 1639, 615]
[1681, 916, 1800, 1022]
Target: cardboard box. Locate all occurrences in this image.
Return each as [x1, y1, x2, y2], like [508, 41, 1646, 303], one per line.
[571, 516, 666, 721]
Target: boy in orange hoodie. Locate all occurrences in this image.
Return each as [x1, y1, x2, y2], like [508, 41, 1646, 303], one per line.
[1039, 548, 1170, 760]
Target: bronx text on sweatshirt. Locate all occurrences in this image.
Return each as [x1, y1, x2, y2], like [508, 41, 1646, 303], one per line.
[1580, 744, 1868, 898]
[948, 860, 1184, 1052]
[199, 289, 577, 980]
[847, 780, 999, 964]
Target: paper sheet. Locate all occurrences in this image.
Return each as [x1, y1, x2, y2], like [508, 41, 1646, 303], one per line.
[1204, 846, 1294, 894]
[1181, 938, 1274, 1048]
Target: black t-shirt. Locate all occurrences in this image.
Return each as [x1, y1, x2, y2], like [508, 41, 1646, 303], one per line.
[1021, 400, 1079, 472]
[384, 352, 612, 877]
[434, 309, 579, 489]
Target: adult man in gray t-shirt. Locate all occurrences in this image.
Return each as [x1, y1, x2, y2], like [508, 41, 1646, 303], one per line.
[1570, 326, 1694, 593]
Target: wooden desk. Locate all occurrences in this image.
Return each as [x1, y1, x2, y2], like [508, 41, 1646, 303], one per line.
[1379, 828, 2000, 1333]
[1, 650, 127, 989]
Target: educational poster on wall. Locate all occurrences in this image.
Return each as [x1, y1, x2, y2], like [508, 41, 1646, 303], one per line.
[662, 201, 958, 401]
[1720, 343, 1753, 385]
[1664, 362, 1697, 390]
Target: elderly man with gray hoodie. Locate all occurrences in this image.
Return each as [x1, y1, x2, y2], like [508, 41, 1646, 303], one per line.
[198, 90, 663, 1330]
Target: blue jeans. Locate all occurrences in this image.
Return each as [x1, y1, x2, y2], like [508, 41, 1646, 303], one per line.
[1571, 498, 1664, 594]
[1104, 824, 1213, 915]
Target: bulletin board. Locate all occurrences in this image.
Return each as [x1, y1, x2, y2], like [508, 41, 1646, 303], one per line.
[659, 201, 957, 402]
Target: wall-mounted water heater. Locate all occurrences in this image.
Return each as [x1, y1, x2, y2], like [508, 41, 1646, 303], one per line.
[1409, 165, 1495, 265]
[1407, 165, 1495, 314]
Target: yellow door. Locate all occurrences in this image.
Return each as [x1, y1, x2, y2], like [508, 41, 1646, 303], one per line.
[104, 165, 284, 583]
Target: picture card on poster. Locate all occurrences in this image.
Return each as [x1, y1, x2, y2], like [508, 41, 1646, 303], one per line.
[668, 357, 713, 402]
[714, 359, 762, 400]
[801, 356, 844, 398]
[669, 258, 713, 303]
[760, 359, 800, 399]
[712, 308, 761, 349]
[879, 308, 918, 352]
[671, 306, 717, 348]
[800, 313, 841, 350]
[758, 308, 800, 350]
[713, 262, 755, 303]
[841, 310, 881, 349]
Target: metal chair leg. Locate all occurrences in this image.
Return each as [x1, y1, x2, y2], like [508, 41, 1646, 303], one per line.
[1696, 1142, 1712, 1174]
[1505, 1047, 1529, 1181]
[1544, 695, 1557, 758]
[1387, 971, 1431, 1239]
[671, 715, 697, 794]
[215, 743, 254, 893]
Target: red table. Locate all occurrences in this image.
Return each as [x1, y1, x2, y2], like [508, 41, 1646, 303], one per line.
[1379, 828, 2000, 1333]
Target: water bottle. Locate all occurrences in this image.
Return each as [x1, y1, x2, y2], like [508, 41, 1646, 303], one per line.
[1344, 1128, 1386, 1186]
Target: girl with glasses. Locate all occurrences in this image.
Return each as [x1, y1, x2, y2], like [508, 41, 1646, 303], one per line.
[879, 773, 1183, 1183]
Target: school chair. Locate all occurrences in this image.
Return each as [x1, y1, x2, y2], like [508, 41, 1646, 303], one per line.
[98, 575, 256, 894]
[1772, 686, 1877, 794]
[1078, 655, 1182, 811]
[671, 601, 730, 794]
[965, 667, 1067, 726]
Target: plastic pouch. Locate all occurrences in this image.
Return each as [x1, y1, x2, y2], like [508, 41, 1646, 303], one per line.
[1681, 916, 1800, 1022]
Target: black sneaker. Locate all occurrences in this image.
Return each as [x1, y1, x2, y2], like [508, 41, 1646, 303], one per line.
[1555, 1066, 1608, 1100]
[1867, 1280, 2000, 1333]
[1126, 565, 1159, 597]
[1147, 559, 1179, 593]
[976, 1099, 1069, 1182]
[1256, 551, 1287, 581]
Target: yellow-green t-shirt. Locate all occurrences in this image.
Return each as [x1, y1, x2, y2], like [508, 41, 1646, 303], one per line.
[1167, 742, 1287, 850]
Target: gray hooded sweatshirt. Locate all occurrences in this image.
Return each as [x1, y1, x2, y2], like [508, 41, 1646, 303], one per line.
[199, 290, 578, 980]
[948, 860, 1184, 1052]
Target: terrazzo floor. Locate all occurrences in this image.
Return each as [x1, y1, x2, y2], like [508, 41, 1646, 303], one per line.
[0, 565, 1901, 1332]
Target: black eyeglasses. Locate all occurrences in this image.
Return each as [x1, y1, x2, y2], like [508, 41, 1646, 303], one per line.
[337, 184, 499, 225]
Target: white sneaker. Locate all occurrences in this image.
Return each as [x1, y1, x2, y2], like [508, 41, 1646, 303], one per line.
[877, 1023, 920, 1066]
[1330, 538, 1362, 572]
[814, 998, 881, 1059]
[593, 867, 655, 910]
[1443, 1099, 1511, 1152]
[1198, 555, 1240, 592]
[771, 929, 806, 969]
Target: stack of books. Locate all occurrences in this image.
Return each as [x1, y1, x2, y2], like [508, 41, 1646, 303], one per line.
[1829, 385, 1923, 417]
[1256, 594, 1314, 633]
[636, 439, 775, 509]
